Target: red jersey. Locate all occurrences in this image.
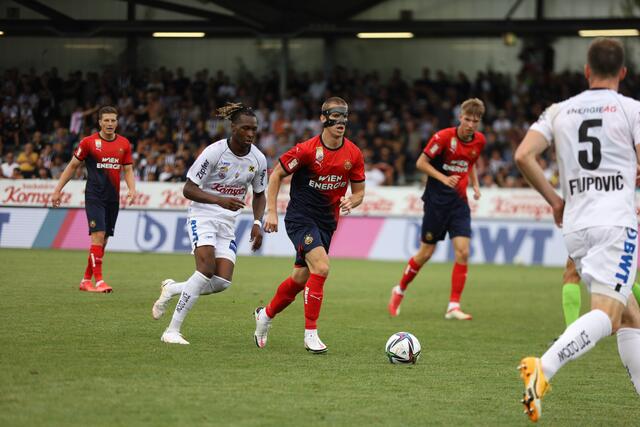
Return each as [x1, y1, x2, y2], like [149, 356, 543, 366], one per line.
[74, 132, 133, 202]
[422, 127, 485, 205]
[279, 135, 365, 231]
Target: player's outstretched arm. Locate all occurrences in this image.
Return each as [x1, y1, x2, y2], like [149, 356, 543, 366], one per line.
[416, 153, 460, 188]
[264, 163, 288, 233]
[340, 181, 365, 215]
[250, 191, 266, 250]
[182, 179, 245, 211]
[515, 130, 564, 227]
[123, 164, 136, 206]
[52, 156, 82, 208]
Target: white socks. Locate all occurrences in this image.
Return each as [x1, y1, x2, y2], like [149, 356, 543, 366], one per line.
[617, 328, 640, 395]
[165, 276, 231, 298]
[167, 271, 210, 332]
[202, 276, 231, 295]
[447, 302, 460, 312]
[165, 280, 185, 298]
[541, 309, 612, 380]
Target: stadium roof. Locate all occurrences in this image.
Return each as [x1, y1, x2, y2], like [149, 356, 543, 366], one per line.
[1, 0, 639, 38]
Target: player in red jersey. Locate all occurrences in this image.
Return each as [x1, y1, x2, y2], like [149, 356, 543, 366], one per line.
[254, 96, 365, 353]
[388, 98, 486, 320]
[52, 106, 136, 293]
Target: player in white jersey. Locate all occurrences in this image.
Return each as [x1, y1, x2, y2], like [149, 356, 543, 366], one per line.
[514, 38, 640, 422]
[153, 103, 267, 345]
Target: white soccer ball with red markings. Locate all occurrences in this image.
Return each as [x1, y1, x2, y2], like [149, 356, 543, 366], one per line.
[385, 332, 421, 364]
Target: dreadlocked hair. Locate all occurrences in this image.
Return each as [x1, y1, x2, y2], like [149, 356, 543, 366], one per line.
[216, 102, 255, 123]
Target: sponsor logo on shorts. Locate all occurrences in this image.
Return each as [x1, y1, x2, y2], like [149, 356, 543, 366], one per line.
[229, 240, 237, 253]
[304, 234, 314, 245]
[615, 228, 638, 287]
[190, 219, 198, 243]
[90, 220, 96, 228]
[425, 232, 433, 241]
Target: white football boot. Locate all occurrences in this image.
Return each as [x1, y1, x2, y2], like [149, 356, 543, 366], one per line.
[254, 307, 272, 348]
[161, 329, 189, 345]
[304, 330, 328, 354]
[152, 279, 175, 320]
[444, 307, 473, 320]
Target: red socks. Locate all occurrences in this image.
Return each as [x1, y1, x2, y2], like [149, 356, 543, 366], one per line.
[304, 274, 327, 329]
[83, 254, 93, 280]
[399, 257, 422, 291]
[264, 273, 327, 329]
[450, 262, 468, 303]
[90, 245, 104, 282]
[265, 276, 305, 318]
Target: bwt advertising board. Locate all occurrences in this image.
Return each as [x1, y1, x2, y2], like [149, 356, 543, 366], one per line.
[0, 207, 568, 266]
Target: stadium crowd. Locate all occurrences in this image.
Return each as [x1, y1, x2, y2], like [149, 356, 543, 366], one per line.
[1, 65, 639, 187]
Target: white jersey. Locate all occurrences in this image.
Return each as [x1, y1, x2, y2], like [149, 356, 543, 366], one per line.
[530, 89, 640, 234]
[186, 138, 267, 222]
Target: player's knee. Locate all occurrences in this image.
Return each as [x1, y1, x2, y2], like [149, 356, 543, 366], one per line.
[610, 317, 623, 334]
[311, 262, 330, 277]
[454, 248, 469, 263]
[202, 275, 231, 295]
[562, 265, 580, 284]
[416, 245, 434, 264]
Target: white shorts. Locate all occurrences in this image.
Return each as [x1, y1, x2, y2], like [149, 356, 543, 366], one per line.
[565, 226, 638, 305]
[186, 216, 237, 263]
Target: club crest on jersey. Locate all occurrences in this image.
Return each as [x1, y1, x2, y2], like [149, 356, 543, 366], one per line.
[235, 172, 240, 178]
[94, 139, 102, 150]
[449, 137, 457, 152]
[315, 146, 324, 164]
[344, 160, 352, 170]
[218, 165, 229, 179]
[471, 149, 477, 158]
[304, 234, 314, 245]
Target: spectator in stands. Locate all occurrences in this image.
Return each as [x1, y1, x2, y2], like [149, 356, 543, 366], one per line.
[365, 159, 386, 187]
[49, 154, 66, 179]
[1, 151, 19, 178]
[3, 62, 635, 188]
[17, 142, 38, 178]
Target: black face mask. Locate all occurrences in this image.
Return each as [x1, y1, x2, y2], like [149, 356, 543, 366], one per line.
[322, 106, 348, 128]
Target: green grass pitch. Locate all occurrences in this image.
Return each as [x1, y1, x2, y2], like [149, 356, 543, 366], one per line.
[0, 248, 638, 426]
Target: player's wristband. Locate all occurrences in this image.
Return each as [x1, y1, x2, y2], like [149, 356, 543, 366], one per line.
[253, 219, 262, 226]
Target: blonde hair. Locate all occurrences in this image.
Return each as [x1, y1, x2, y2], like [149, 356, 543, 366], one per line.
[460, 98, 485, 118]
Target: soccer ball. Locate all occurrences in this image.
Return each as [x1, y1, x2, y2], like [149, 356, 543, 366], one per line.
[385, 332, 421, 364]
